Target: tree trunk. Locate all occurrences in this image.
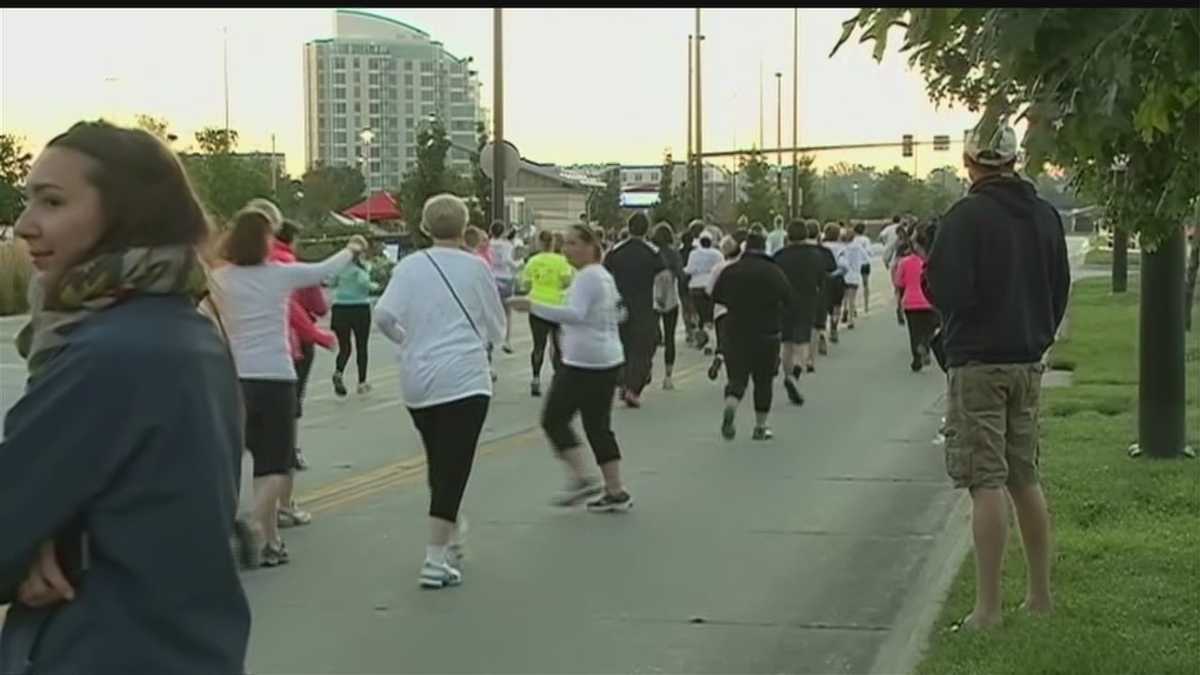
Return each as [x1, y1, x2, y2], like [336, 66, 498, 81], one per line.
[1186, 225, 1198, 332]
[1112, 226, 1129, 293]
[1138, 225, 1188, 457]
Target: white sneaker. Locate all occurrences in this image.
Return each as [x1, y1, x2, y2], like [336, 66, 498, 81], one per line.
[662, 376, 674, 391]
[419, 560, 463, 589]
[551, 476, 604, 507]
[357, 382, 372, 395]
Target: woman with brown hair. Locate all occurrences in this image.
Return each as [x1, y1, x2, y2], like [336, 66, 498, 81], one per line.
[1, 120, 248, 673]
[211, 210, 361, 567]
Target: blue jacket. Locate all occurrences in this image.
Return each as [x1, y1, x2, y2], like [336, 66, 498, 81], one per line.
[0, 295, 249, 675]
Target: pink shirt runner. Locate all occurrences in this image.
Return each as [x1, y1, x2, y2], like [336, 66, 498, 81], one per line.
[893, 254, 933, 311]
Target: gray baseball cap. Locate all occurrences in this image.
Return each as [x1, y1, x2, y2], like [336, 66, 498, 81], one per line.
[963, 123, 1019, 166]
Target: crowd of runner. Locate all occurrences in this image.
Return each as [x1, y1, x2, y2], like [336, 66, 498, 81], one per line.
[0, 118, 1067, 671]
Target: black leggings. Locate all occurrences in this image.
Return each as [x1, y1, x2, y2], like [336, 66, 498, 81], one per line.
[690, 289, 714, 329]
[658, 308, 679, 367]
[619, 312, 657, 395]
[724, 335, 780, 413]
[293, 342, 315, 419]
[530, 314, 562, 378]
[904, 309, 939, 362]
[332, 304, 371, 383]
[541, 365, 622, 466]
[408, 395, 490, 522]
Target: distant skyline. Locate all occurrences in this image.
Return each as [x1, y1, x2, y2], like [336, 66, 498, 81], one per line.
[2, 8, 997, 179]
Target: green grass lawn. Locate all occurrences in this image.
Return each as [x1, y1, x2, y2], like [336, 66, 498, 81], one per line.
[1084, 246, 1142, 268]
[916, 277, 1200, 675]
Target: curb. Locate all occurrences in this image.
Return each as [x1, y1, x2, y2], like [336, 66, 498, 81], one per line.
[869, 491, 972, 675]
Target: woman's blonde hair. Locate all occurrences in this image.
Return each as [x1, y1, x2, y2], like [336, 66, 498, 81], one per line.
[422, 193, 469, 240]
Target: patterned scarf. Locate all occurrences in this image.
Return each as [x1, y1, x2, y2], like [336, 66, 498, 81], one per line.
[15, 245, 210, 379]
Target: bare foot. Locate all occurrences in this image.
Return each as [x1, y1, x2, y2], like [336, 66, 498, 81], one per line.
[954, 611, 1002, 632]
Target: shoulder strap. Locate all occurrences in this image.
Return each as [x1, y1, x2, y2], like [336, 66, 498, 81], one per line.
[423, 251, 482, 341]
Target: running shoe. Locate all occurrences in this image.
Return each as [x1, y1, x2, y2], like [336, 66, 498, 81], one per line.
[791, 365, 803, 379]
[552, 476, 604, 507]
[293, 448, 309, 471]
[624, 392, 642, 409]
[721, 407, 737, 441]
[707, 356, 723, 381]
[531, 380, 541, 397]
[663, 376, 675, 391]
[695, 332, 710, 350]
[911, 358, 923, 373]
[830, 329, 840, 344]
[818, 334, 829, 355]
[332, 372, 347, 398]
[806, 364, 816, 373]
[261, 541, 290, 567]
[502, 343, 514, 354]
[357, 382, 372, 395]
[783, 378, 805, 406]
[586, 491, 634, 513]
[752, 426, 774, 441]
[420, 560, 463, 589]
[278, 504, 312, 528]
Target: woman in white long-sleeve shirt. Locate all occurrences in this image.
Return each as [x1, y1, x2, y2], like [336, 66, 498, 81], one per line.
[373, 194, 505, 590]
[684, 234, 724, 350]
[509, 224, 632, 513]
[211, 209, 361, 566]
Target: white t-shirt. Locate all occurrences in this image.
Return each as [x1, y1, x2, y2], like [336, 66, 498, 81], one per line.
[489, 238, 517, 280]
[211, 250, 353, 381]
[838, 242, 870, 286]
[854, 234, 873, 258]
[531, 263, 625, 369]
[766, 229, 787, 256]
[685, 247, 724, 289]
[376, 247, 506, 409]
[706, 257, 735, 320]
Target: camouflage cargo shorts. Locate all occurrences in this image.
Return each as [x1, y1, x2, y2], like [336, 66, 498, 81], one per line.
[944, 362, 1045, 490]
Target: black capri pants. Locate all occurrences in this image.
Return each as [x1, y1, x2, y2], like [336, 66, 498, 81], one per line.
[408, 394, 490, 522]
[332, 304, 372, 383]
[541, 365, 623, 466]
[529, 314, 562, 378]
[241, 379, 298, 477]
[690, 288, 715, 329]
[723, 335, 781, 414]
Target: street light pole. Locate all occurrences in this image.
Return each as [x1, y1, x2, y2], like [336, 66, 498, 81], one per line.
[694, 9, 703, 222]
[791, 8, 799, 219]
[687, 34, 693, 219]
[223, 26, 230, 140]
[492, 8, 505, 227]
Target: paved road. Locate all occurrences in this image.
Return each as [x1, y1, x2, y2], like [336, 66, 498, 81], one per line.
[233, 275, 961, 675]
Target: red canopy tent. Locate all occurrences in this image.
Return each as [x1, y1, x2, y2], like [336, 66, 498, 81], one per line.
[342, 191, 402, 222]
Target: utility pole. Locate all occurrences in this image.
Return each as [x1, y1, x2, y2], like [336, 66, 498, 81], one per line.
[492, 8, 505, 227]
[791, 8, 800, 219]
[694, 9, 703, 222]
[687, 34, 693, 219]
[775, 71, 783, 201]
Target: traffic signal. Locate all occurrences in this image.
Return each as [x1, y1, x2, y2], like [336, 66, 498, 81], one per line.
[933, 134, 951, 151]
[902, 134, 914, 157]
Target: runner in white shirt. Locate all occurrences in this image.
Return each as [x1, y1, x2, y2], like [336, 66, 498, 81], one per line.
[509, 223, 633, 514]
[851, 222, 874, 315]
[489, 221, 519, 352]
[374, 194, 505, 590]
[684, 234, 724, 351]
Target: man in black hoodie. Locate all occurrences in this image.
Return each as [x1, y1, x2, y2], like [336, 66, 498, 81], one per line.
[604, 212, 665, 407]
[712, 232, 794, 441]
[925, 123, 1070, 631]
[773, 219, 836, 403]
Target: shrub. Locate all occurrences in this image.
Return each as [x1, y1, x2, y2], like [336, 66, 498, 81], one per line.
[0, 240, 32, 316]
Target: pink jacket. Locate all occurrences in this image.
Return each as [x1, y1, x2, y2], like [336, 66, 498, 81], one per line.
[270, 239, 336, 358]
[893, 253, 933, 311]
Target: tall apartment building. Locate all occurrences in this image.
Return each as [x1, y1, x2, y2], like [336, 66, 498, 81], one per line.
[303, 10, 481, 191]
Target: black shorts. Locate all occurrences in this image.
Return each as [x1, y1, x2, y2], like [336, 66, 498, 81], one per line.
[782, 313, 814, 345]
[240, 379, 297, 477]
[861, 263, 872, 277]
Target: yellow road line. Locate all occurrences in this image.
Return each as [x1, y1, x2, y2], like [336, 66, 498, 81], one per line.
[296, 358, 711, 514]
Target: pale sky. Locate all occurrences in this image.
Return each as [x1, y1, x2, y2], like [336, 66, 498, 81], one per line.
[2, 8, 988, 179]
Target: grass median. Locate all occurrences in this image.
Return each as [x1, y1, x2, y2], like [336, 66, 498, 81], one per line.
[1083, 246, 1141, 268]
[916, 276, 1200, 675]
